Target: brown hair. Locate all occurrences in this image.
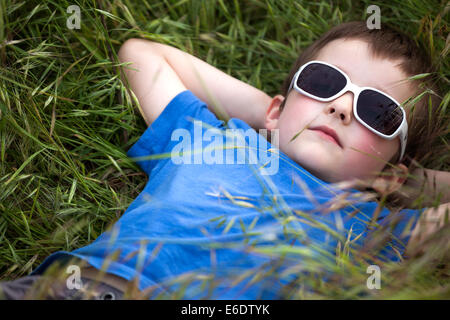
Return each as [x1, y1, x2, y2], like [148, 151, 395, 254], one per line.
[280, 21, 445, 173]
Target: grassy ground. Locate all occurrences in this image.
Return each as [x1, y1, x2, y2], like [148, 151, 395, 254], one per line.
[0, 0, 449, 298]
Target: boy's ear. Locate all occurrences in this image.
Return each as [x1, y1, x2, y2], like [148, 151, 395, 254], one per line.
[370, 163, 409, 196]
[265, 95, 285, 131]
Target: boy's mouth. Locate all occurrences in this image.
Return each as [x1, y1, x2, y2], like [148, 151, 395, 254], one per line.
[309, 125, 342, 148]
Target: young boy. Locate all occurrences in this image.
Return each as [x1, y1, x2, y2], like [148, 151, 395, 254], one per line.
[1, 21, 449, 300]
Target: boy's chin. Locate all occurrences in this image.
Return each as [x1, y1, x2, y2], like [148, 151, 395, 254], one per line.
[299, 163, 343, 184]
[289, 149, 378, 184]
[307, 166, 379, 187]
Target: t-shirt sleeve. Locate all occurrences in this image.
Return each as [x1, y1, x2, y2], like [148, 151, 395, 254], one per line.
[126, 90, 225, 175]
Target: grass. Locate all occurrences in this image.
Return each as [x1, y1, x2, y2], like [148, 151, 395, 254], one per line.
[0, 0, 449, 299]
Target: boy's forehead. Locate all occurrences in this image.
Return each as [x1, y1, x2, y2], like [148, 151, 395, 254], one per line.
[314, 39, 415, 104]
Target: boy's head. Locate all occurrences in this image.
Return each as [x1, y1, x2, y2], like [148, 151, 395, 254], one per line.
[265, 21, 441, 194]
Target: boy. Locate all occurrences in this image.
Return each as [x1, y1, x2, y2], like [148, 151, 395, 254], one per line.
[1, 21, 449, 300]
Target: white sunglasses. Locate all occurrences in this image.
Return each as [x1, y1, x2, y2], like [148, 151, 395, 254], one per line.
[288, 60, 408, 162]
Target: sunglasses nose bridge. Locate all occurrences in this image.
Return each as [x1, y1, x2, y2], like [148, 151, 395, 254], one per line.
[331, 82, 359, 104]
[345, 82, 361, 97]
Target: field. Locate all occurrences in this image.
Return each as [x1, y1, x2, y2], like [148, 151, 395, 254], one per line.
[0, 0, 448, 299]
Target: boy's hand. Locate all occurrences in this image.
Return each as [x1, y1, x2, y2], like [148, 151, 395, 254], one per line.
[405, 202, 449, 256]
[394, 168, 450, 208]
[118, 39, 272, 129]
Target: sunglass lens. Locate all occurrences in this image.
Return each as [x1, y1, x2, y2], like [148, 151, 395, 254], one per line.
[297, 63, 347, 98]
[357, 90, 403, 135]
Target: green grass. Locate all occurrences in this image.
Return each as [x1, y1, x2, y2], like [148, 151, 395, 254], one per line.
[0, 0, 449, 299]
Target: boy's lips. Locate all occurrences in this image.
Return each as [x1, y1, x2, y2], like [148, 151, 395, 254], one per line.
[309, 125, 342, 148]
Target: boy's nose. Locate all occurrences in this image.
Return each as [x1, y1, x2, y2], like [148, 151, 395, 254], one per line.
[324, 92, 353, 125]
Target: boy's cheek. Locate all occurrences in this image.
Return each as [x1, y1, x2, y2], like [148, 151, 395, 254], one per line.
[281, 97, 321, 124]
[345, 138, 391, 172]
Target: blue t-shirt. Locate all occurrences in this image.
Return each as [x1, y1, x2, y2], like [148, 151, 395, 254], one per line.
[32, 90, 422, 299]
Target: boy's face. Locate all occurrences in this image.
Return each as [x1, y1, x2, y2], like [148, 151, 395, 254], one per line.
[265, 39, 414, 184]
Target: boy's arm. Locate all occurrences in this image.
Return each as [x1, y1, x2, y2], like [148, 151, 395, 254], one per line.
[405, 202, 449, 256]
[118, 38, 272, 129]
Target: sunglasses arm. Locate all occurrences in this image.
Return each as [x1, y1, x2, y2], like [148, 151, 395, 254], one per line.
[288, 71, 300, 92]
[398, 122, 408, 163]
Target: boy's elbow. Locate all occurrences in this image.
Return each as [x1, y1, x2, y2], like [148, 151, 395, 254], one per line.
[118, 38, 162, 63]
[118, 38, 145, 62]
